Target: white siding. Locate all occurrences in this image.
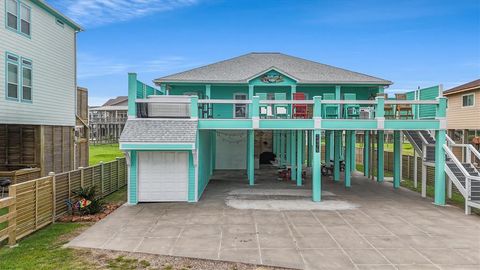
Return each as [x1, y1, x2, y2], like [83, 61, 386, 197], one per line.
[0, 0, 77, 126]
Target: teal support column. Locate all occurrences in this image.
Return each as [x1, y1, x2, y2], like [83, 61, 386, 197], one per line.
[351, 131, 356, 172]
[329, 131, 334, 163]
[345, 131, 351, 188]
[128, 150, 138, 205]
[393, 130, 401, 189]
[248, 85, 254, 117]
[434, 97, 447, 205]
[307, 131, 312, 167]
[334, 130, 341, 182]
[127, 73, 137, 117]
[286, 131, 291, 166]
[377, 130, 385, 182]
[312, 130, 322, 201]
[248, 130, 255, 186]
[280, 131, 285, 166]
[364, 131, 370, 177]
[325, 131, 331, 165]
[272, 130, 277, 155]
[291, 131, 297, 181]
[190, 96, 198, 119]
[434, 130, 446, 205]
[205, 84, 211, 98]
[212, 130, 216, 170]
[297, 130, 303, 186]
[290, 85, 297, 116]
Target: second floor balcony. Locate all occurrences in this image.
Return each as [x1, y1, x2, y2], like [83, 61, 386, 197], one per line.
[133, 94, 447, 131]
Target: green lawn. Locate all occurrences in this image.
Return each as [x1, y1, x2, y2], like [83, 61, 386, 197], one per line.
[355, 143, 414, 156]
[0, 223, 91, 270]
[0, 187, 128, 270]
[89, 143, 123, 166]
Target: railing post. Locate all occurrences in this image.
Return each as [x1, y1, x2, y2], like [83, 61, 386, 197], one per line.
[313, 96, 322, 129]
[8, 186, 17, 246]
[49, 172, 56, 223]
[116, 157, 121, 189]
[190, 96, 198, 119]
[68, 172, 71, 199]
[375, 95, 385, 129]
[100, 161, 105, 196]
[248, 84, 254, 118]
[436, 97, 447, 129]
[79, 167, 84, 188]
[128, 73, 137, 118]
[252, 96, 259, 129]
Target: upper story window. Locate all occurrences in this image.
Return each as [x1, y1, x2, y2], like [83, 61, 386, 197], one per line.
[462, 93, 475, 107]
[6, 53, 19, 100]
[20, 4, 31, 36]
[5, 0, 31, 37]
[6, 0, 18, 30]
[21, 58, 32, 101]
[5, 52, 32, 102]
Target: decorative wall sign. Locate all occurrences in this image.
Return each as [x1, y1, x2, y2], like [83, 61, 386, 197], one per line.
[261, 73, 284, 83]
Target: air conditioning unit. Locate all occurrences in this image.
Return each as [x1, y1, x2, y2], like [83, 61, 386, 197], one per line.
[360, 107, 373, 119]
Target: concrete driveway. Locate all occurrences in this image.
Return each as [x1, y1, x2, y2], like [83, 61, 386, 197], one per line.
[68, 168, 480, 270]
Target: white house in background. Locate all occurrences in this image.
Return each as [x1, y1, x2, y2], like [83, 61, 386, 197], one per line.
[0, 1, 87, 175]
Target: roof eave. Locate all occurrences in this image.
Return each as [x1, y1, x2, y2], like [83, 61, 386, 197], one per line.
[154, 79, 392, 86]
[31, 0, 83, 31]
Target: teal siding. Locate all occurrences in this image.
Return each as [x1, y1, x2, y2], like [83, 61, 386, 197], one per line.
[197, 130, 214, 199]
[406, 86, 440, 119]
[419, 86, 439, 119]
[188, 151, 196, 202]
[128, 150, 138, 204]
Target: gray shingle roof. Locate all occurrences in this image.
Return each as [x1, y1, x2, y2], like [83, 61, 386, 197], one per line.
[119, 119, 197, 144]
[154, 52, 392, 85]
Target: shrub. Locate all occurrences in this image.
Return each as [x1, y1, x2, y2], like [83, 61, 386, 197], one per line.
[73, 186, 103, 215]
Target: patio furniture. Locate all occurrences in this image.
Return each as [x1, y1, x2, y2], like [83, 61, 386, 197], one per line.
[293, 92, 308, 118]
[322, 93, 338, 119]
[395, 93, 413, 119]
[274, 93, 289, 118]
[381, 93, 395, 119]
[343, 93, 360, 119]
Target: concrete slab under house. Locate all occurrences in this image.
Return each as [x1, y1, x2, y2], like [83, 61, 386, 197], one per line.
[119, 52, 479, 215]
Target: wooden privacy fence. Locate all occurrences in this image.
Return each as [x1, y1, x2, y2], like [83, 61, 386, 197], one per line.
[0, 197, 16, 246]
[2, 157, 126, 246]
[356, 148, 439, 186]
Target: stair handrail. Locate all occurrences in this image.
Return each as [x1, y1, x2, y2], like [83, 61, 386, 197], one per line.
[445, 134, 455, 148]
[443, 145, 472, 183]
[466, 144, 480, 162]
[418, 131, 431, 145]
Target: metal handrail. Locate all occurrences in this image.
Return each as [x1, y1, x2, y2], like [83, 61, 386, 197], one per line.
[444, 145, 476, 183]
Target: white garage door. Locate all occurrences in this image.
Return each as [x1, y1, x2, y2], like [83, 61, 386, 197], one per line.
[138, 152, 189, 202]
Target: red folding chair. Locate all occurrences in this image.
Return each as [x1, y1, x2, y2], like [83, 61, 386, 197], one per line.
[293, 92, 308, 118]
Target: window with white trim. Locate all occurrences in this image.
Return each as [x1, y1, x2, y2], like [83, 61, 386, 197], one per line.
[21, 58, 32, 101]
[6, 0, 18, 30]
[5, 0, 31, 37]
[233, 93, 247, 118]
[6, 53, 19, 99]
[20, 4, 31, 36]
[462, 93, 474, 107]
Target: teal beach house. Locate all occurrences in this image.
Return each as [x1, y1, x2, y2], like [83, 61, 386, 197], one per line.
[120, 52, 470, 212]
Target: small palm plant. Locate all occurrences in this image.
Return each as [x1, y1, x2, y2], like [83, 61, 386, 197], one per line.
[73, 186, 103, 215]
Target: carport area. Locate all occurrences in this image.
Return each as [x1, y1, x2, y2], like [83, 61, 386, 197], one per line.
[67, 167, 480, 270]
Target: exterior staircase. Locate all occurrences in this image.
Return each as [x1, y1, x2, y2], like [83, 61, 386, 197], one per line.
[404, 130, 480, 214]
